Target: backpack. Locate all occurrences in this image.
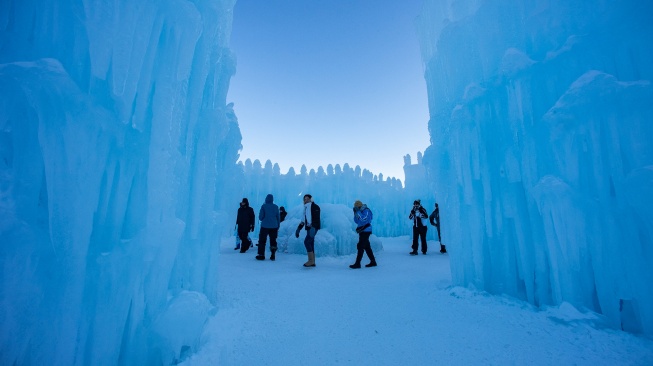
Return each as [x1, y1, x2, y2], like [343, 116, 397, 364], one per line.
[311, 203, 321, 229]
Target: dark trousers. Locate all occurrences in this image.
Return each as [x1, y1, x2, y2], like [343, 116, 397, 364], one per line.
[258, 227, 278, 255]
[412, 226, 428, 253]
[435, 224, 441, 242]
[238, 228, 251, 252]
[304, 227, 318, 253]
[354, 231, 375, 264]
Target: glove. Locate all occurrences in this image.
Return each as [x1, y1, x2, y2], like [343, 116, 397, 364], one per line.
[295, 223, 304, 238]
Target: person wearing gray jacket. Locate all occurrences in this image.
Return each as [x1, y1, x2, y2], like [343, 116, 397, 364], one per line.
[257, 194, 280, 261]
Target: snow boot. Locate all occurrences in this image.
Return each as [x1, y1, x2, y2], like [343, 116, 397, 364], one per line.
[365, 261, 377, 267]
[303, 252, 316, 267]
[349, 263, 361, 269]
[270, 249, 276, 261]
[245, 238, 253, 252]
[409, 251, 418, 255]
[440, 244, 447, 254]
[255, 255, 265, 260]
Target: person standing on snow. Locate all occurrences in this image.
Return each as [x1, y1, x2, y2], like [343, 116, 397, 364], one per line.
[295, 194, 320, 267]
[409, 199, 429, 255]
[236, 198, 255, 253]
[257, 194, 280, 261]
[429, 202, 446, 253]
[349, 200, 377, 269]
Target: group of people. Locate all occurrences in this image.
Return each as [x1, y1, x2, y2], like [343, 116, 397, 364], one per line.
[409, 199, 446, 255]
[235, 194, 287, 261]
[234, 194, 445, 269]
[234, 193, 321, 267]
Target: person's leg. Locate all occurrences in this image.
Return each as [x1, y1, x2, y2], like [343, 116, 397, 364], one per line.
[361, 232, 376, 266]
[438, 225, 447, 253]
[303, 228, 317, 267]
[269, 228, 278, 260]
[350, 234, 364, 268]
[257, 228, 268, 259]
[411, 227, 419, 254]
[238, 229, 249, 252]
[235, 231, 241, 250]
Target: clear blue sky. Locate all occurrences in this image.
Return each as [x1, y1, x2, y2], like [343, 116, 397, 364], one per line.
[227, 0, 430, 182]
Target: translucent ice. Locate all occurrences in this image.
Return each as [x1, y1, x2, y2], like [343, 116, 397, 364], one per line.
[417, 0, 653, 334]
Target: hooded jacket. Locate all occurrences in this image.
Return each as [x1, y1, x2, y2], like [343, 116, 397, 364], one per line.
[259, 194, 280, 229]
[236, 199, 255, 230]
[354, 204, 373, 233]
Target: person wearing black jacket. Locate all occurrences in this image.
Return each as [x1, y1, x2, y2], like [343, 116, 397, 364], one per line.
[429, 202, 446, 253]
[409, 199, 429, 255]
[295, 194, 320, 267]
[236, 198, 255, 253]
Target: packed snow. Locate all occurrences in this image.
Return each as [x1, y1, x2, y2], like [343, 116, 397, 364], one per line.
[182, 236, 653, 365]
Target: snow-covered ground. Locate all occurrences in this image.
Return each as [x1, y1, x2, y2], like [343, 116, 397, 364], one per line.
[183, 237, 653, 365]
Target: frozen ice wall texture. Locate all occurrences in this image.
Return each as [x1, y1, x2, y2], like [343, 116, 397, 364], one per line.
[0, 0, 239, 364]
[417, 0, 653, 333]
[236, 160, 412, 238]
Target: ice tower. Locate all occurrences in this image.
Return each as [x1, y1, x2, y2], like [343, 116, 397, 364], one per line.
[417, 0, 653, 334]
[1, 0, 240, 364]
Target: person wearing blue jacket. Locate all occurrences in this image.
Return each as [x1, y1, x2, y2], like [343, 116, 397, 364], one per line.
[257, 194, 280, 261]
[349, 200, 377, 268]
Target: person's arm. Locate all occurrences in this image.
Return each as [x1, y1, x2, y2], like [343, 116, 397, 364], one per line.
[295, 222, 305, 237]
[358, 208, 372, 226]
[420, 207, 428, 219]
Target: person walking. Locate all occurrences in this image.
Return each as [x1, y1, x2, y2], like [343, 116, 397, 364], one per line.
[236, 198, 255, 253]
[429, 202, 446, 253]
[349, 200, 377, 269]
[257, 194, 280, 261]
[295, 194, 320, 267]
[409, 199, 429, 255]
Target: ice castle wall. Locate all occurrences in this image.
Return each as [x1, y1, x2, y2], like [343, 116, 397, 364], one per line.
[234, 158, 435, 239]
[0, 0, 239, 364]
[236, 159, 417, 236]
[417, 0, 653, 334]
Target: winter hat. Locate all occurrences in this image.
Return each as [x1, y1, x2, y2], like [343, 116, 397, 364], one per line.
[242, 198, 249, 205]
[354, 200, 363, 208]
[413, 199, 421, 205]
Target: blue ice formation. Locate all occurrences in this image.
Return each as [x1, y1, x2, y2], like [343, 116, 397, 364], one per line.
[1, 0, 239, 364]
[416, 0, 653, 334]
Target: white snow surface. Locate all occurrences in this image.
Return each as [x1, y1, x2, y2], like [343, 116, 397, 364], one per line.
[183, 237, 653, 365]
